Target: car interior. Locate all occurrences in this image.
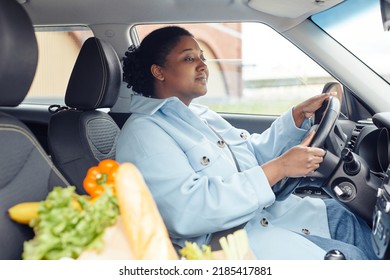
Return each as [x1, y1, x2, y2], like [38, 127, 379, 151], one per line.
[1, 0, 390, 260]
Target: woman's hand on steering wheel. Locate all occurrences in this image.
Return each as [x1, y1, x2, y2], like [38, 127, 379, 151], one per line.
[277, 131, 326, 178]
[292, 92, 337, 128]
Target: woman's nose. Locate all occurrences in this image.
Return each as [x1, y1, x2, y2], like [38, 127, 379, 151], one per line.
[198, 60, 207, 71]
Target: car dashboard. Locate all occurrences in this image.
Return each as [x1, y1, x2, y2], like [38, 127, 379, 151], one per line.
[344, 112, 390, 259]
[296, 111, 390, 260]
[363, 113, 390, 259]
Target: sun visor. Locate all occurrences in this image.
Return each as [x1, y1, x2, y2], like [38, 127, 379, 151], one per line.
[248, 0, 344, 19]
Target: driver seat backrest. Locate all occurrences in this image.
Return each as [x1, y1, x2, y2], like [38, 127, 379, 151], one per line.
[0, 0, 69, 260]
[48, 37, 122, 195]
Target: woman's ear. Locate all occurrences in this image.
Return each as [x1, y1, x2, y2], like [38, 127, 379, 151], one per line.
[151, 64, 164, 81]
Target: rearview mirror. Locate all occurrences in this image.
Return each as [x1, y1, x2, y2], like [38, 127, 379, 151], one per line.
[381, 0, 390, 31]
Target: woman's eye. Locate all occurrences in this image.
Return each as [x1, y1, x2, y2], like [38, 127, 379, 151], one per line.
[185, 56, 194, 62]
[184, 55, 206, 62]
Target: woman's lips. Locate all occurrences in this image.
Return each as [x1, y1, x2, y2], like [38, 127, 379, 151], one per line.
[195, 76, 207, 83]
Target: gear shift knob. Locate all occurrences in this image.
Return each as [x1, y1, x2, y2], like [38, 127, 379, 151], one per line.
[324, 249, 346, 260]
[341, 148, 361, 175]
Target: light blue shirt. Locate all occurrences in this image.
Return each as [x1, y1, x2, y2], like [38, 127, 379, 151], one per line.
[116, 95, 331, 259]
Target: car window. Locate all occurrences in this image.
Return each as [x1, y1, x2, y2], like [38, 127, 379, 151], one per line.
[133, 23, 335, 116]
[23, 26, 93, 105]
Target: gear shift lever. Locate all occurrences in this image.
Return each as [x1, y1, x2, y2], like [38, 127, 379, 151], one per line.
[341, 148, 361, 175]
[324, 249, 346, 260]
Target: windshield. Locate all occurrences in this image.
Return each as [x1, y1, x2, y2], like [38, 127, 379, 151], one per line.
[312, 0, 390, 84]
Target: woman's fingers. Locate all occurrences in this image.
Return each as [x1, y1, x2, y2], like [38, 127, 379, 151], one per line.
[282, 145, 325, 177]
[301, 131, 315, 146]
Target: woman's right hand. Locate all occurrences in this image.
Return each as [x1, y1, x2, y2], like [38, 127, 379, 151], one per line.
[261, 132, 325, 187]
[281, 131, 325, 177]
[279, 144, 325, 178]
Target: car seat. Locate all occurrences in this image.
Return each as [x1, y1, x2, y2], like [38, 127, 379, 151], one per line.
[48, 37, 122, 194]
[0, 0, 70, 260]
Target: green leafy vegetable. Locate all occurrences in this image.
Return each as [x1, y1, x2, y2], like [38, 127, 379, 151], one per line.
[179, 241, 212, 260]
[23, 186, 119, 260]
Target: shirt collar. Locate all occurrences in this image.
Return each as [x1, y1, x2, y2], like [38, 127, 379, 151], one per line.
[129, 94, 172, 115]
[129, 94, 209, 117]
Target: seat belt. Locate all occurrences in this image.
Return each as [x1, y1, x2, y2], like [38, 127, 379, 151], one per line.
[206, 124, 246, 249]
[208, 223, 247, 250]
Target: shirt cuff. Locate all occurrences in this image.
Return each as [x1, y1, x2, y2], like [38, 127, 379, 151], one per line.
[244, 166, 276, 209]
[277, 107, 311, 142]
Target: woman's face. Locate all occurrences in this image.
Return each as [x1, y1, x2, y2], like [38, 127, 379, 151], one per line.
[153, 36, 209, 105]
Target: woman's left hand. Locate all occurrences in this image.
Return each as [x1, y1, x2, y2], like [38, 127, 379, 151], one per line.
[292, 92, 337, 127]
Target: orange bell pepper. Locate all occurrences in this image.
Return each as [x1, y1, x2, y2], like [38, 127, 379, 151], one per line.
[83, 159, 120, 198]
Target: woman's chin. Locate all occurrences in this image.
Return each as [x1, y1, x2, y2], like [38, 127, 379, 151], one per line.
[197, 90, 208, 98]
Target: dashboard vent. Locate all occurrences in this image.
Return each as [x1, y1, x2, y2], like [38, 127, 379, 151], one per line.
[348, 124, 365, 150]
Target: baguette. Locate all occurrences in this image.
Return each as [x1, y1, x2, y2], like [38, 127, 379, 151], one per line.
[115, 163, 178, 260]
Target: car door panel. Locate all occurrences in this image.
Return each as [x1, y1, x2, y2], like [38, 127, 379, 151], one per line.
[221, 113, 277, 134]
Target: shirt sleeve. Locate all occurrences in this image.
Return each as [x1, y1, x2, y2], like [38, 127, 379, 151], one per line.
[249, 107, 311, 165]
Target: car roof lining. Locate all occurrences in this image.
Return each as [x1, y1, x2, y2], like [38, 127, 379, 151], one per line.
[22, 0, 343, 33]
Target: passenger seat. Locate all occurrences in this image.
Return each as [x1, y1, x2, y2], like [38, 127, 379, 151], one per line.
[48, 37, 122, 194]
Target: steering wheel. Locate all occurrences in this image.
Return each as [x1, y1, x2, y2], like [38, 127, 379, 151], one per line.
[272, 83, 341, 201]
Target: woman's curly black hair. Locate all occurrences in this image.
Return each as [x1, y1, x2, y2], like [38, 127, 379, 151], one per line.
[122, 26, 193, 97]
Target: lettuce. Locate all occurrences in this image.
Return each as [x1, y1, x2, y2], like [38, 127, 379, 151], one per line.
[23, 186, 119, 260]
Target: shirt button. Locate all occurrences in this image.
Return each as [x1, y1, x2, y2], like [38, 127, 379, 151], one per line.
[217, 140, 225, 148]
[200, 156, 210, 166]
[240, 132, 248, 140]
[260, 218, 269, 227]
